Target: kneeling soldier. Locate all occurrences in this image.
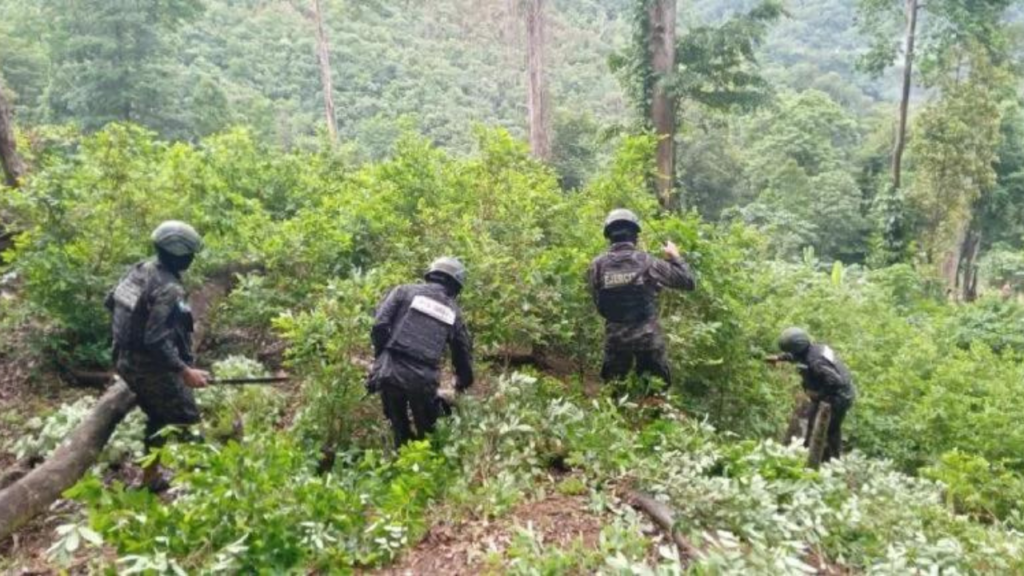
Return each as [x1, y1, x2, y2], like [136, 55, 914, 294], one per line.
[368, 257, 474, 448]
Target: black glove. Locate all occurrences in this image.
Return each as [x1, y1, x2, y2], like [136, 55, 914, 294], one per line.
[435, 396, 454, 417]
[365, 375, 380, 395]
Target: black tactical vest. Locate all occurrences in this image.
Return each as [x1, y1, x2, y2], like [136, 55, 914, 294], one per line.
[386, 293, 457, 366]
[596, 252, 657, 324]
[111, 263, 152, 350]
[110, 261, 194, 362]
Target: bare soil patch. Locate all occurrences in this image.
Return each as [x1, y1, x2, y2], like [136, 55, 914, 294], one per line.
[376, 493, 608, 575]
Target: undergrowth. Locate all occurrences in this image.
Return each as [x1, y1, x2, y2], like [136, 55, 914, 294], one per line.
[39, 373, 1023, 573]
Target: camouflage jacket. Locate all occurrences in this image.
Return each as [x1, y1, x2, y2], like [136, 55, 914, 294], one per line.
[105, 259, 194, 372]
[780, 344, 857, 405]
[369, 282, 474, 391]
[587, 242, 696, 350]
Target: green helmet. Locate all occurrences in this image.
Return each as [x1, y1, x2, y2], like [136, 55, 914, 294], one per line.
[151, 221, 203, 257]
[603, 208, 641, 238]
[426, 256, 467, 287]
[778, 327, 811, 355]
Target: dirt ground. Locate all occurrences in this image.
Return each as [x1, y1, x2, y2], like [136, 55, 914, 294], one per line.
[374, 493, 615, 575]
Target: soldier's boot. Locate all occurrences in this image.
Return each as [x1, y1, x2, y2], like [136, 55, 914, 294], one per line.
[142, 460, 172, 493]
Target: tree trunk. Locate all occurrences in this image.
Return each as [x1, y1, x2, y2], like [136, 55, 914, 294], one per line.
[806, 402, 832, 469]
[311, 0, 338, 143]
[783, 395, 815, 445]
[0, 381, 137, 541]
[941, 218, 970, 301]
[959, 226, 982, 303]
[525, 0, 551, 161]
[892, 0, 918, 190]
[0, 86, 26, 188]
[648, 0, 677, 209]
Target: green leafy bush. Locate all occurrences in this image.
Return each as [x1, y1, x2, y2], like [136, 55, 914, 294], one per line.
[923, 450, 1024, 527]
[10, 396, 146, 464]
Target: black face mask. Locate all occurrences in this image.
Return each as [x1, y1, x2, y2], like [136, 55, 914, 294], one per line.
[157, 248, 195, 273]
[426, 274, 462, 298]
[608, 230, 638, 244]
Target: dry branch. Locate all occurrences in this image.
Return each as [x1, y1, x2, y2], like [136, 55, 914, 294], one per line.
[627, 490, 699, 563]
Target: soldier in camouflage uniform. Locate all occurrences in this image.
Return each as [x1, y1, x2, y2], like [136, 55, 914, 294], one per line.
[587, 209, 696, 387]
[769, 327, 857, 462]
[105, 221, 209, 491]
[368, 257, 474, 448]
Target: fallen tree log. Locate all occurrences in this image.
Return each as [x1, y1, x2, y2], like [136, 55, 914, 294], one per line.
[60, 366, 114, 388]
[0, 380, 137, 541]
[627, 490, 700, 563]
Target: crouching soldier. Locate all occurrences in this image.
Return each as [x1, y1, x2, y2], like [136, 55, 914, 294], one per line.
[368, 257, 474, 448]
[106, 221, 209, 492]
[768, 328, 857, 462]
[587, 209, 695, 388]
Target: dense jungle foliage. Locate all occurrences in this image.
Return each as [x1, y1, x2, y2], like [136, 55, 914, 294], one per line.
[3, 125, 1024, 571]
[2, 0, 1024, 573]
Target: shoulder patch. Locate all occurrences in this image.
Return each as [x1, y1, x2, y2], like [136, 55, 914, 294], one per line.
[410, 295, 456, 326]
[821, 346, 836, 364]
[113, 279, 143, 311]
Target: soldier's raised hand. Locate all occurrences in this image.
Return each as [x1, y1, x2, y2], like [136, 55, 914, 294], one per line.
[663, 240, 681, 260]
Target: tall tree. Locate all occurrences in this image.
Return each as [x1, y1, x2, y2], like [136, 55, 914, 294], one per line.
[857, 0, 919, 190]
[858, 0, 1016, 265]
[613, 1, 780, 210]
[0, 83, 26, 188]
[311, 0, 338, 143]
[892, 0, 918, 190]
[907, 45, 1010, 299]
[524, 0, 551, 161]
[648, 0, 676, 209]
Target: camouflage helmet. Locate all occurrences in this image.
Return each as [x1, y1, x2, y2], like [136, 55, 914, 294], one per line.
[151, 221, 203, 257]
[603, 208, 641, 238]
[426, 256, 467, 287]
[778, 327, 811, 355]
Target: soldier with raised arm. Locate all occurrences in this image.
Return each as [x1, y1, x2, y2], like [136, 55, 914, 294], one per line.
[587, 209, 695, 388]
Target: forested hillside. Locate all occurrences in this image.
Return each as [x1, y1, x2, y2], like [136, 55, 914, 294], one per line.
[2, 0, 1024, 573]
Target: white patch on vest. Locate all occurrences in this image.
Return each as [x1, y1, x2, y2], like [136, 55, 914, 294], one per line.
[604, 271, 638, 288]
[114, 281, 142, 311]
[410, 295, 456, 326]
[822, 346, 836, 364]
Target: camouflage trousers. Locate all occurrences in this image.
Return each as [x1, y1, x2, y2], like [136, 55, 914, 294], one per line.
[117, 358, 201, 450]
[600, 345, 672, 386]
